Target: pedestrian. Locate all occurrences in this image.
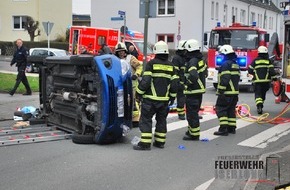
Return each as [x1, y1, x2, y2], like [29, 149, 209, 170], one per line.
[172, 40, 187, 120]
[134, 40, 178, 150]
[182, 39, 207, 141]
[128, 45, 139, 59]
[80, 45, 91, 55]
[9, 39, 32, 96]
[115, 42, 142, 128]
[213, 45, 240, 136]
[99, 43, 112, 55]
[248, 46, 277, 114]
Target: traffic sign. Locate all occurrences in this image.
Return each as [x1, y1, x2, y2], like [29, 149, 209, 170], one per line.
[118, 10, 125, 16]
[42, 21, 54, 36]
[111, 17, 124, 21]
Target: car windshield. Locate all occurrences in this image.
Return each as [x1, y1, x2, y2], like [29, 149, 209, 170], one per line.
[209, 30, 259, 50]
[54, 51, 67, 56]
[134, 41, 153, 54]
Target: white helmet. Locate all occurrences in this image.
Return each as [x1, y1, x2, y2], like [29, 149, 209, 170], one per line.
[184, 39, 200, 52]
[115, 42, 127, 52]
[258, 46, 268, 53]
[219, 45, 234, 55]
[153, 40, 169, 54]
[177, 40, 186, 50]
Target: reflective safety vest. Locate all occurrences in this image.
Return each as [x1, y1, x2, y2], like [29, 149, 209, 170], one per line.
[184, 58, 207, 95]
[136, 58, 179, 101]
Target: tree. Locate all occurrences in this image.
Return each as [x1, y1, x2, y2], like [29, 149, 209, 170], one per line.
[24, 16, 41, 42]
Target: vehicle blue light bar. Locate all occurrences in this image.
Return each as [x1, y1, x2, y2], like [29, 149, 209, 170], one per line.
[215, 56, 223, 66]
[127, 30, 135, 37]
[252, 21, 256, 27]
[237, 57, 247, 67]
[217, 22, 221, 27]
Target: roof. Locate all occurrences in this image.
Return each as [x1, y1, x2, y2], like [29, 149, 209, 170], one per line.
[238, 0, 281, 13]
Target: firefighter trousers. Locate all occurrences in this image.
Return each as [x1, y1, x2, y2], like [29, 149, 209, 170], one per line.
[185, 94, 203, 137]
[139, 99, 168, 146]
[254, 82, 270, 108]
[176, 89, 185, 116]
[215, 95, 238, 132]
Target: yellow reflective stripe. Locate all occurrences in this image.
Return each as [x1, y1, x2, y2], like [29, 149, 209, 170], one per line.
[232, 64, 239, 69]
[141, 133, 152, 137]
[180, 66, 186, 70]
[220, 121, 228, 125]
[177, 108, 185, 112]
[174, 66, 180, 71]
[198, 60, 204, 67]
[218, 85, 227, 90]
[155, 138, 166, 142]
[256, 60, 269, 64]
[153, 64, 173, 72]
[253, 79, 271, 83]
[255, 65, 270, 69]
[140, 139, 152, 143]
[143, 95, 169, 101]
[189, 127, 200, 132]
[172, 74, 179, 80]
[155, 132, 166, 137]
[188, 66, 197, 72]
[220, 70, 231, 75]
[152, 73, 172, 79]
[231, 71, 240, 75]
[228, 118, 236, 122]
[169, 92, 177, 97]
[143, 71, 152, 76]
[229, 80, 235, 92]
[151, 82, 157, 97]
[184, 89, 205, 94]
[197, 79, 205, 90]
[136, 87, 145, 94]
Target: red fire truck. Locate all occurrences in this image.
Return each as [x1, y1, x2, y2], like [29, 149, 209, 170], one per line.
[204, 22, 281, 91]
[69, 26, 154, 62]
[272, 6, 290, 102]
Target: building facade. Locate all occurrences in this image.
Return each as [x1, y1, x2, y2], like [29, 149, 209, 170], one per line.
[0, 0, 72, 42]
[91, 0, 282, 50]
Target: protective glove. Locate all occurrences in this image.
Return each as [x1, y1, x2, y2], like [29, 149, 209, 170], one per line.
[10, 62, 14, 67]
[131, 74, 138, 80]
[168, 97, 175, 106]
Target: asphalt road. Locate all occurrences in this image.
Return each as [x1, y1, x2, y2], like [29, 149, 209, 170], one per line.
[0, 56, 289, 190]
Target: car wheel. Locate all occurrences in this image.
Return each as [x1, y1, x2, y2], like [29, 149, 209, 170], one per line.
[71, 132, 95, 144]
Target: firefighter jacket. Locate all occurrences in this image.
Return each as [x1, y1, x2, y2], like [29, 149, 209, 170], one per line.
[126, 54, 142, 77]
[248, 54, 276, 83]
[172, 50, 186, 87]
[184, 51, 207, 95]
[136, 54, 179, 101]
[217, 54, 240, 95]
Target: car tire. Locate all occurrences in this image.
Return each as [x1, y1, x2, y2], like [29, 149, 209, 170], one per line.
[71, 132, 95, 144]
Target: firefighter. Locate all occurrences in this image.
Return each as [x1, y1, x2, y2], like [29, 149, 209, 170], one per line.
[213, 45, 240, 136]
[115, 42, 142, 128]
[172, 40, 187, 120]
[134, 40, 178, 150]
[248, 46, 277, 114]
[182, 39, 207, 141]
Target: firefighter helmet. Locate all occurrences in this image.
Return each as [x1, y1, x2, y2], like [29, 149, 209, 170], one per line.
[153, 40, 169, 54]
[219, 45, 234, 55]
[177, 40, 187, 50]
[115, 42, 127, 52]
[258, 46, 268, 53]
[184, 39, 200, 52]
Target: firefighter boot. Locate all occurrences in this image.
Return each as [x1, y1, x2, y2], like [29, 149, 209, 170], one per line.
[132, 121, 139, 128]
[257, 104, 263, 115]
[153, 141, 165, 149]
[227, 127, 236, 134]
[133, 142, 151, 151]
[178, 114, 185, 120]
[213, 126, 228, 136]
[183, 131, 199, 141]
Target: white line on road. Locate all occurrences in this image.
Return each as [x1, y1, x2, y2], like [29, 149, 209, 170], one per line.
[238, 123, 290, 148]
[194, 178, 215, 190]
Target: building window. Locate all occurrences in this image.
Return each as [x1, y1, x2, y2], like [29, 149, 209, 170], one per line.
[215, 2, 219, 20]
[13, 16, 27, 30]
[211, 1, 215, 20]
[250, 12, 255, 24]
[157, 0, 175, 16]
[157, 34, 174, 43]
[240, 9, 246, 24]
[223, 4, 228, 26]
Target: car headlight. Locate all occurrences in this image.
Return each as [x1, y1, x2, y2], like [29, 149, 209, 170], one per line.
[120, 59, 131, 76]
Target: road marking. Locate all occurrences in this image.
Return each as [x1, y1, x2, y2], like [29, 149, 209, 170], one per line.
[238, 123, 290, 148]
[194, 178, 215, 190]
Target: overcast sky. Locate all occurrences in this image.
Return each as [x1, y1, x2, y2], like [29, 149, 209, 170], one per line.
[72, 0, 91, 15]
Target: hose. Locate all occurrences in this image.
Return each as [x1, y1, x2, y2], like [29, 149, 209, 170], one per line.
[236, 103, 290, 124]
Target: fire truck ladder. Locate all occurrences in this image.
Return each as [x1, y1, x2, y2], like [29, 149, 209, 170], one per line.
[0, 124, 71, 146]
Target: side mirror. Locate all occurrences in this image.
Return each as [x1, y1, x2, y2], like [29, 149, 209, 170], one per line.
[265, 33, 270, 43]
[203, 33, 208, 46]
